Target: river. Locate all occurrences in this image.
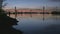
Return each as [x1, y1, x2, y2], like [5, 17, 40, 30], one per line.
[8, 14, 60, 34]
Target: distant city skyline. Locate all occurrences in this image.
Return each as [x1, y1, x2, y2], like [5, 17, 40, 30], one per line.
[3, 0, 60, 9]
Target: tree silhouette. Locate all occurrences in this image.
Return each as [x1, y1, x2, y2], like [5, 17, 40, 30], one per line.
[0, 0, 7, 13]
[0, 0, 23, 34]
[0, 0, 3, 8]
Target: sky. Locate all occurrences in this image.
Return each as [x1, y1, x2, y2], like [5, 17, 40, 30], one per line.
[3, 0, 60, 9]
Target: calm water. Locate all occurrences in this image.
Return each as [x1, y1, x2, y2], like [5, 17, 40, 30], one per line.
[9, 14, 60, 34]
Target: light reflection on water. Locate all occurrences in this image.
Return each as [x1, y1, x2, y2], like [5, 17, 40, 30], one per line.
[10, 14, 60, 34]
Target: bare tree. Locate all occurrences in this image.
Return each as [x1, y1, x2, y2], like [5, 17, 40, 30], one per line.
[0, 0, 6, 9]
[0, 0, 7, 14]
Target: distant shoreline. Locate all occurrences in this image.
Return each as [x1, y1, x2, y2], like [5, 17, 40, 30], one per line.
[6, 12, 50, 14]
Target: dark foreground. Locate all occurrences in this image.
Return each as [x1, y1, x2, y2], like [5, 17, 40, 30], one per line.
[0, 10, 23, 34]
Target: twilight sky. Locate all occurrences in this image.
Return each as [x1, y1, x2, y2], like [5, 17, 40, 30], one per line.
[4, 0, 60, 9]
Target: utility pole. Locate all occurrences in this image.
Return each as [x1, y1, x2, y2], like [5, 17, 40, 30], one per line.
[15, 6, 17, 19]
[8, 11, 10, 17]
[43, 6, 45, 21]
[55, 6, 58, 21]
[30, 9, 32, 17]
[21, 10, 22, 16]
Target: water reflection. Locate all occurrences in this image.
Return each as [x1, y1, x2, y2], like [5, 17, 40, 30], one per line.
[10, 14, 60, 34]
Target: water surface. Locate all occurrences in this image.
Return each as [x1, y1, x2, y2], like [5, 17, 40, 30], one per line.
[10, 14, 60, 34]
